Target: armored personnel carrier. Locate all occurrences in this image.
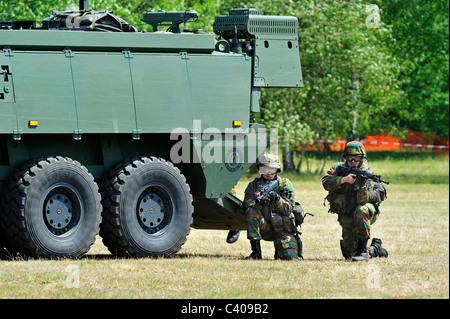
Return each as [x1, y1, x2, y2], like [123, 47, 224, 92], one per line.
[0, 1, 302, 258]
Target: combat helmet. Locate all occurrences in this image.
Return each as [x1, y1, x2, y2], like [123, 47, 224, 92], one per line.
[343, 141, 366, 160]
[257, 153, 281, 173]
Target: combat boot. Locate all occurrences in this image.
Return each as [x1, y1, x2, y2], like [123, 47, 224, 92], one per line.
[226, 230, 240, 244]
[352, 238, 369, 262]
[246, 240, 262, 260]
[368, 238, 388, 258]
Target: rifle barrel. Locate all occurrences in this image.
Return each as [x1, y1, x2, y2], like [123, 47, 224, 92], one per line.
[338, 165, 389, 184]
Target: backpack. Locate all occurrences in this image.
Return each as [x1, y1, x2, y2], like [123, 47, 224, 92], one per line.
[270, 201, 312, 234]
[293, 201, 313, 228]
[323, 190, 358, 215]
[369, 182, 387, 205]
[42, 10, 137, 32]
[324, 182, 387, 214]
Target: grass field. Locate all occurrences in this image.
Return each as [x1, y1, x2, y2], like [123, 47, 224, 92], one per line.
[0, 151, 448, 300]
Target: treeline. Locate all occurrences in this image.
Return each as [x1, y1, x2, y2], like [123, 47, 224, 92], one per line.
[1, 0, 448, 169]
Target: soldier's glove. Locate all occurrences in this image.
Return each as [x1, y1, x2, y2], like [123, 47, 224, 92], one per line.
[268, 191, 280, 203]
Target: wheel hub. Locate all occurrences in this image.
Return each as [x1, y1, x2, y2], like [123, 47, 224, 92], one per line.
[138, 192, 165, 229]
[45, 192, 73, 230]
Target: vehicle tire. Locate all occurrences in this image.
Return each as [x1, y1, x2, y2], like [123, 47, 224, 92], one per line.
[0, 156, 102, 259]
[100, 157, 193, 258]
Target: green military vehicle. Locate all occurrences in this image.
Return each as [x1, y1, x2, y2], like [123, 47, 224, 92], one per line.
[0, 1, 302, 258]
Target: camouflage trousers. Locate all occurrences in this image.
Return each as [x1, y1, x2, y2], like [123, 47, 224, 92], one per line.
[338, 203, 379, 258]
[245, 207, 299, 260]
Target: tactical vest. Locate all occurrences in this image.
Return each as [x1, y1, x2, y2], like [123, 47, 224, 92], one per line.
[324, 180, 387, 215]
[270, 201, 306, 234]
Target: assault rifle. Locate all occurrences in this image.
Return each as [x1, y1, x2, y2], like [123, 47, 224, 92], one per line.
[336, 165, 389, 190]
[255, 180, 279, 204]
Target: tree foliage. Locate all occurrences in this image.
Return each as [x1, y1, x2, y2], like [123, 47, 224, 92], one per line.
[376, 0, 449, 138]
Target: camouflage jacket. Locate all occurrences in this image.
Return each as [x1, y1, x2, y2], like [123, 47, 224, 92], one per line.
[243, 175, 295, 217]
[321, 160, 377, 209]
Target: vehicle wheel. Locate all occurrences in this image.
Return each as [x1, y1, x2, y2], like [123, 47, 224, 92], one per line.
[0, 156, 102, 259]
[100, 157, 193, 258]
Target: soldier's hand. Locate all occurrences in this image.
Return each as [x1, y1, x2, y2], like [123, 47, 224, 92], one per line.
[340, 174, 356, 185]
[268, 191, 280, 202]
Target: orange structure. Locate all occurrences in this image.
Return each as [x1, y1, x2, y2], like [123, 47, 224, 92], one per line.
[311, 131, 449, 152]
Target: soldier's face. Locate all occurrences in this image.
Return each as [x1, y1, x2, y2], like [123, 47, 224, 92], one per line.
[262, 173, 276, 180]
[346, 156, 362, 167]
[260, 166, 277, 180]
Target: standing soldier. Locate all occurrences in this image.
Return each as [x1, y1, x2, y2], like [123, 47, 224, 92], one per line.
[243, 154, 302, 260]
[322, 141, 388, 261]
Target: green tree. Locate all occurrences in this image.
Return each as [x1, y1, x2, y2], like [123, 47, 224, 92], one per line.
[2, 0, 446, 169]
[245, 0, 405, 170]
[377, 0, 449, 139]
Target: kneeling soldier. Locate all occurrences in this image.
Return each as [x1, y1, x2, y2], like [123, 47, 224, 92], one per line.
[322, 141, 388, 261]
[244, 154, 303, 260]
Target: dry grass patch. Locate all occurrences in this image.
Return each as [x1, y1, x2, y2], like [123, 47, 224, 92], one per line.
[1, 155, 448, 299]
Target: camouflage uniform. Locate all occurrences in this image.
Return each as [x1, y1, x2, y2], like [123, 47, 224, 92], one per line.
[244, 175, 299, 260]
[322, 141, 388, 261]
[322, 160, 379, 257]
